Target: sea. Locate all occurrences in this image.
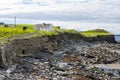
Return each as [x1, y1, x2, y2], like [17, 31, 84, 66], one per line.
[115, 35, 120, 42]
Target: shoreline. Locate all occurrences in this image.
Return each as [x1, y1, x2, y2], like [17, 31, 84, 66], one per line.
[0, 29, 119, 80]
[116, 40, 120, 43]
[0, 36, 119, 79]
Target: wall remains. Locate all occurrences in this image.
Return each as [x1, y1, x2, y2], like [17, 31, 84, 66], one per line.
[0, 36, 59, 67]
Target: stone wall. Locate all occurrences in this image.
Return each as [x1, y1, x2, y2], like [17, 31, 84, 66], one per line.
[0, 36, 59, 67]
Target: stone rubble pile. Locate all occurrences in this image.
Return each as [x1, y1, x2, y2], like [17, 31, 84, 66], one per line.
[0, 40, 120, 80]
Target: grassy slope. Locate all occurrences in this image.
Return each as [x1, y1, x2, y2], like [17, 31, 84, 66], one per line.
[55, 28, 113, 37]
[0, 24, 35, 39]
[0, 25, 113, 40]
[80, 29, 113, 37]
[0, 24, 59, 40]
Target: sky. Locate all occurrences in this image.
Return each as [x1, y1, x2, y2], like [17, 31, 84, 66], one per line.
[0, 0, 120, 34]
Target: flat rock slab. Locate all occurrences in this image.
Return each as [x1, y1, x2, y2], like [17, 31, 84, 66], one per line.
[93, 64, 120, 69]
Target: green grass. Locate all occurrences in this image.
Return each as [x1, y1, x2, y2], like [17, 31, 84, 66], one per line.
[53, 27, 113, 38]
[16, 24, 34, 29]
[80, 29, 113, 37]
[0, 24, 59, 40]
[0, 24, 113, 42]
[34, 30, 58, 37]
[0, 24, 35, 40]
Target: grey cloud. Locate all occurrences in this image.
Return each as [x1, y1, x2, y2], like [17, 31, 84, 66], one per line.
[56, 0, 88, 4]
[0, 11, 119, 23]
[0, 8, 11, 10]
[19, 0, 48, 6]
[20, 0, 33, 4]
[0, 0, 120, 23]
[0, 11, 98, 21]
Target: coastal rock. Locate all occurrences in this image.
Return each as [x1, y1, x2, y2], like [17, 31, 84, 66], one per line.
[0, 74, 5, 80]
[82, 35, 116, 43]
[0, 34, 119, 79]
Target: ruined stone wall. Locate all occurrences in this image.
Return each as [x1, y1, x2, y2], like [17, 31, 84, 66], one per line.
[0, 36, 59, 67]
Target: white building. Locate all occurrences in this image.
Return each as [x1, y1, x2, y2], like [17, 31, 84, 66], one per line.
[35, 23, 54, 31]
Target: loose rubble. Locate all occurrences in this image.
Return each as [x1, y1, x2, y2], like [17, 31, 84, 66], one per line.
[0, 39, 120, 80]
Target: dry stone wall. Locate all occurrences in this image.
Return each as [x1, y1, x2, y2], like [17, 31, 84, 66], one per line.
[0, 36, 59, 67]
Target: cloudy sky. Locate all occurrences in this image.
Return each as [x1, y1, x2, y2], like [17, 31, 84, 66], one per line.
[0, 0, 120, 34]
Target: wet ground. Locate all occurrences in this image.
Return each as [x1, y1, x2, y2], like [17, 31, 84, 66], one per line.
[0, 40, 120, 80]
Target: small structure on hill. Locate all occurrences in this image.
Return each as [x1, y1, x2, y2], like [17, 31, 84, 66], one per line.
[4, 24, 14, 28]
[23, 26, 28, 31]
[4, 24, 9, 28]
[35, 23, 54, 31]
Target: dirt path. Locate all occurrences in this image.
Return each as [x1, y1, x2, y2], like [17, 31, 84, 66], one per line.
[13, 32, 36, 39]
[0, 32, 37, 43]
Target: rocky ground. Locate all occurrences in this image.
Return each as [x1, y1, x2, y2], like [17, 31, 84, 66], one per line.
[0, 39, 120, 80]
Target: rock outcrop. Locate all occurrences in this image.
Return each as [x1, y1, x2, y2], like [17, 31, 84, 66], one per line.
[0, 33, 119, 80]
[0, 36, 59, 67]
[0, 33, 116, 67]
[82, 35, 116, 43]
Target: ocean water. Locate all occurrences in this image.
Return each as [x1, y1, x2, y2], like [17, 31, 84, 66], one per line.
[115, 35, 120, 41]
